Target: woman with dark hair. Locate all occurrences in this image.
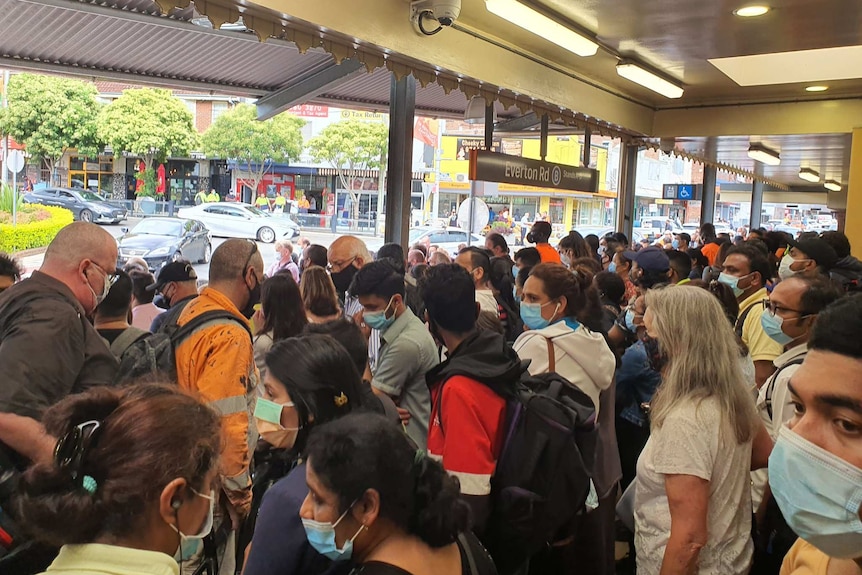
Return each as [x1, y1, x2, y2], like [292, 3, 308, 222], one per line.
[300, 265, 342, 324]
[687, 248, 709, 280]
[17, 384, 221, 574]
[301, 413, 497, 575]
[244, 335, 367, 575]
[253, 273, 308, 381]
[611, 249, 638, 303]
[557, 230, 592, 267]
[584, 234, 601, 266]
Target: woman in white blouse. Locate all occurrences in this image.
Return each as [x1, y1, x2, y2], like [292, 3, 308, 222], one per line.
[635, 286, 772, 575]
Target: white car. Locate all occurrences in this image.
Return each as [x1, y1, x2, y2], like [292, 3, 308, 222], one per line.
[177, 203, 300, 243]
[367, 226, 483, 255]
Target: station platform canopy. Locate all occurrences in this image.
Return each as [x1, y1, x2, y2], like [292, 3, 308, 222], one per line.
[1, 0, 860, 194]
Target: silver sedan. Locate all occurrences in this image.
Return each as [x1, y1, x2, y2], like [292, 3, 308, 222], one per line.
[177, 202, 300, 243]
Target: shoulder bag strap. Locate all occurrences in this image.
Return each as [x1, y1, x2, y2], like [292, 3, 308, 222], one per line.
[457, 532, 481, 575]
[545, 336, 556, 373]
[109, 327, 149, 357]
[735, 301, 759, 339]
[765, 355, 806, 420]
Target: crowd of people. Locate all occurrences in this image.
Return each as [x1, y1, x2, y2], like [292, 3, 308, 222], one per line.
[0, 217, 860, 575]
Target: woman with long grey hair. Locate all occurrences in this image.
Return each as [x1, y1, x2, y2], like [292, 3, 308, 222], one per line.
[634, 286, 772, 575]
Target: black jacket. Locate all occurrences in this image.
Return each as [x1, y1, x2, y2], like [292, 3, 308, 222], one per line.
[426, 330, 524, 398]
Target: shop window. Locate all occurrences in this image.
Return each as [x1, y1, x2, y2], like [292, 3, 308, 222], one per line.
[212, 101, 229, 123]
[68, 156, 113, 195]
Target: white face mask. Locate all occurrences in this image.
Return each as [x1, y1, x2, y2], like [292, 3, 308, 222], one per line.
[171, 488, 215, 562]
[778, 254, 811, 281]
[86, 263, 113, 308]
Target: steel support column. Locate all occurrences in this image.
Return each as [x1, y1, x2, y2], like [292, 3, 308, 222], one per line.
[702, 166, 717, 224]
[582, 127, 592, 167]
[616, 144, 638, 238]
[750, 179, 764, 230]
[384, 73, 415, 248]
[540, 115, 549, 161]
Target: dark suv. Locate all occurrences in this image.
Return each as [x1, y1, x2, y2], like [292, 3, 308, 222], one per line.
[24, 187, 127, 224]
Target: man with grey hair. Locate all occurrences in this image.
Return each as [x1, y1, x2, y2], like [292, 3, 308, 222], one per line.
[0, 222, 119, 465]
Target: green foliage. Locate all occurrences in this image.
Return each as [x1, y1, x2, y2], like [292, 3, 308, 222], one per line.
[0, 73, 101, 183]
[0, 182, 24, 213]
[97, 88, 197, 164]
[202, 103, 304, 193]
[0, 205, 74, 252]
[134, 169, 158, 198]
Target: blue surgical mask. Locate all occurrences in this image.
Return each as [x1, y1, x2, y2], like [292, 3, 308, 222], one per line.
[717, 272, 745, 298]
[520, 301, 560, 331]
[624, 309, 637, 332]
[672, 239, 680, 249]
[760, 310, 793, 346]
[363, 297, 396, 331]
[171, 488, 215, 562]
[608, 262, 617, 274]
[302, 502, 365, 561]
[512, 264, 519, 279]
[769, 426, 862, 559]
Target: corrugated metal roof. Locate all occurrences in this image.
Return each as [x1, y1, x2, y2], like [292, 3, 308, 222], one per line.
[0, 0, 334, 95]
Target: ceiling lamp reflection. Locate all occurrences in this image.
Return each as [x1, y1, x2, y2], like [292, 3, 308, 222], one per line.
[733, 5, 770, 17]
[484, 0, 599, 57]
[805, 85, 829, 92]
[748, 144, 780, 166]
[616, 61, 684, 98]
[825, 180, 842, 192]
[798, 167, 820, 182]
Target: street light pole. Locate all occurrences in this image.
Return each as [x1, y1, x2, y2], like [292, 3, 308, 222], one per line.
[1, 69, 9, 187]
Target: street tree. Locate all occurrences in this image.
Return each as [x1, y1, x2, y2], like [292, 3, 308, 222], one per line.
[97, 88, 197, 194]
[0, 73, 101, 185]
[307, 119, 389, 223]
[201, 103, 305, 197]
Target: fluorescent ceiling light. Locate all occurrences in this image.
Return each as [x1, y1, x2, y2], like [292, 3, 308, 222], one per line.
[805, 85, 829, 92]
[798, 167, 820, 182]
[733, 5, 770, 17]
[616, 62, 684, 99]
[484, 0, 598, 57]
[748, 144, 780, 166]
[709, 45, 862, 86]
[825, 180, 842, 192]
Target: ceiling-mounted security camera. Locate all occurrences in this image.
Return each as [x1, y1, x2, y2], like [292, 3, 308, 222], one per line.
[410, 0, 461, 35]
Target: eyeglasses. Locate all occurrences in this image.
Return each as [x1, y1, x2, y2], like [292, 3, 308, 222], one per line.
[327, 256, 356, 273]
[90, 262, 120, 286]
[761, 299, 806, 316]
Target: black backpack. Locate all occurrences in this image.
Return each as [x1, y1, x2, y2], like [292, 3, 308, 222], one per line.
[483, 340, 597, 574]
[114, 310, 252, 384]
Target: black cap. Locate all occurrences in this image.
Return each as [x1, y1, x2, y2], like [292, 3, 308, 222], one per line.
[147, 261, 198, 291]
[788, 237, 838, 271]
[673, 232, 692, 243]
[622, 246, 670, 272]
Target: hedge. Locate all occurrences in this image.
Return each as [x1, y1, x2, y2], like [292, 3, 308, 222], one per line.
[0, 206, 75, 252]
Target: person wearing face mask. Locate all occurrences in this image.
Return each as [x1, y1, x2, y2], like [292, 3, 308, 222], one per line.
[349, 261, 439, 450]
[768, 294, 862, 575]
[749, 276, 842, 571]
[672, 232, 690, 252]
[0, 222, 118, 477]
[147, 261, 199, 333]
[13, 383, 221, 575]
[719, 243, 783, 388]
[611, 249, 638, 302]
[327, 236, 378, 368]
[299, 413, 497, 575]
[244, 335, 364, 575]
[777, 237, 838, 281]
[173, 239, 263, 575]
[557, 230, 593, 268]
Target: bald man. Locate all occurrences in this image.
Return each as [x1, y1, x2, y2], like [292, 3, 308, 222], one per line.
[173, 238, 260, 574]
[0, 222, 119, 465]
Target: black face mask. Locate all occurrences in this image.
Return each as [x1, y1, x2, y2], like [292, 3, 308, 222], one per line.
[330, 265, 358, 295]
[642, 334, 667, 373]
[153, 294, 170, 310]
[241, 274, 262, 319]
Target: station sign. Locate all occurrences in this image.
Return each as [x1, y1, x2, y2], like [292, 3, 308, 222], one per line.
[662, 183, 702, 201]
[469, 150, 599, 193]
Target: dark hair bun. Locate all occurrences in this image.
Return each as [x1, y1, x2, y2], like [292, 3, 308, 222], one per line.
[409, 455, 471, 547]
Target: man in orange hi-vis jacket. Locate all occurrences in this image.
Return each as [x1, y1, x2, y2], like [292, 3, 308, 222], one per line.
[175, 238, 262, 575]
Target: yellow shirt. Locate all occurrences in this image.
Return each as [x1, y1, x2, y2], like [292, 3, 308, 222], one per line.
[206, 192, 220, 202]
[739, 288, 784, 363]
[41, 543, 178, 575]
[254, 196, 269, 207]
[780, 539, 829, 575]
[274, 195, 286, 207]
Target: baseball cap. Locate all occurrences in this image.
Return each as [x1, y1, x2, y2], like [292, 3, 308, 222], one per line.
[622, 246, 670, 272]
[673, 232, 692, 243]
[788, 237, 838, 270]
[147, 261, 198, 291]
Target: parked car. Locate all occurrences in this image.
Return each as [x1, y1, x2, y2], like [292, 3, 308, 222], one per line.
[366, 226, 483, 255]
[177, 202, 300, 243]
[117, 218, 211, 271]
[24, 187, 127, 224]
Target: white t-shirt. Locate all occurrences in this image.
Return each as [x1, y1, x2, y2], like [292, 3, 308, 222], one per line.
[635, 396, 753, 575]
[475, 290, 499, 317]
